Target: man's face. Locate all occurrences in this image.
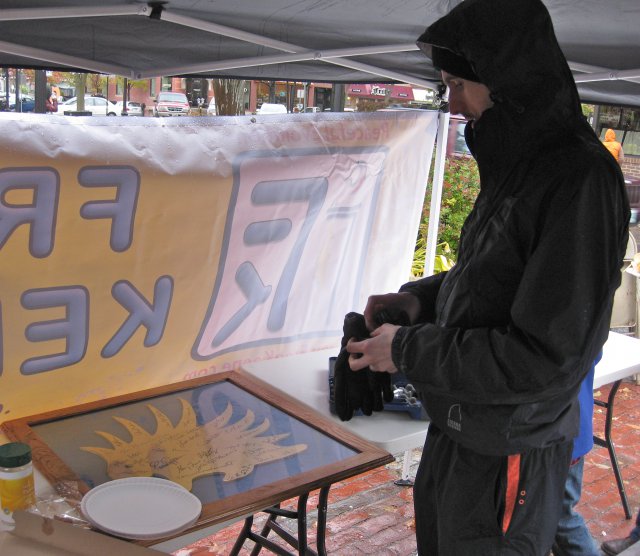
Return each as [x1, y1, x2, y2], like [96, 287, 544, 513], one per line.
[441, 70, 494, 124]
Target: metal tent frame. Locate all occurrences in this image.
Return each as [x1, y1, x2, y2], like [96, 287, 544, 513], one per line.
[0, 1, 639, 274]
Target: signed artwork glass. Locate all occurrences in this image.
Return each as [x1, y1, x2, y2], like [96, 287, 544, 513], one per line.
[31, 380, 357, 504]
[2, 370, 392, 535]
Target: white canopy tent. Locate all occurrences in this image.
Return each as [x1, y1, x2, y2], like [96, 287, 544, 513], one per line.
[0, 2, 638, 510]
[0, 1, 639, 106]
[0, 0, 639, 272]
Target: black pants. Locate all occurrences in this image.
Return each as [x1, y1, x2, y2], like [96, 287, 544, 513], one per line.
[413, 425, 572, 556]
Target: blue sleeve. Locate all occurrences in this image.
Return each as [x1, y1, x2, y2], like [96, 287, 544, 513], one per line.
[572, 351, 601, 459]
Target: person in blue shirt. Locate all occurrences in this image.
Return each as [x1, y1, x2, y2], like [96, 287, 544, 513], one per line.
[552, 357, 600, 555]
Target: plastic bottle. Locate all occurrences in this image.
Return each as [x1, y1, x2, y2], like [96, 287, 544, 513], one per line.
[0, 442, 36, 526]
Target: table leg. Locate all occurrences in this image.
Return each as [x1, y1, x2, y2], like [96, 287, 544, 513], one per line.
[315, 486, 330, 556]
[296, 492, 309, 555]
[238, 513, 301, 556]
[394, 449, 414, 487]
[249, 503, 281, 556]
[593, 379, 632, 519]
[230, 514, 255, 555]
[231, 487, 331, 556]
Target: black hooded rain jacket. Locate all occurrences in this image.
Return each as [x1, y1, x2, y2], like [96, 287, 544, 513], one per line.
[391, 0, 630, 456]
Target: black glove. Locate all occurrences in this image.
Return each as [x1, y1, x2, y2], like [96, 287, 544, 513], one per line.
[334, 310, 410, 421]
[334, 312, 374, 421]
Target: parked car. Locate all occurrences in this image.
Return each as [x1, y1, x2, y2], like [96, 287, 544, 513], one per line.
[446, 115, 472, 157]
[323, 107, 355, 112]
[114, 101, 144, 116]
[57, 96, 118, 116]
[625, 177, 640, 224]
[13, 94, 35, 112]
[256, 103, 287, 115]
[0, 94, 35, 112]
[153, 92, 190, 117]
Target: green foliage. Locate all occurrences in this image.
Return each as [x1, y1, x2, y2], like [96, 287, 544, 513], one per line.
[412, 155, 480, 277]
[411, 240, 456, 277]
[433, 242, 456, 273]
[581, 103, 595, 120]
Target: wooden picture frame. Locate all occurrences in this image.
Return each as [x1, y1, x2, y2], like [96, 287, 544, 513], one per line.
[1, 369, 392, 543]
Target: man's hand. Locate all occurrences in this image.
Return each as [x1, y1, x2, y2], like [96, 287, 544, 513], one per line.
[333, 311, 406, 421]
[363, 292, 421, 331]
[347, 324, 400, 373]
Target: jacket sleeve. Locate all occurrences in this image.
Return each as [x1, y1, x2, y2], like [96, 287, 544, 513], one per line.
[398, 271, 447, 323]
[391, 159, 629, 405]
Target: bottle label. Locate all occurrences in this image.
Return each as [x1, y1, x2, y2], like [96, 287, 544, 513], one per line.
[0, 473, 36, 514]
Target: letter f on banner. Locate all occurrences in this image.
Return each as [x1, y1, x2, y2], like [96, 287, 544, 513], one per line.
[79, 166, 140, 252]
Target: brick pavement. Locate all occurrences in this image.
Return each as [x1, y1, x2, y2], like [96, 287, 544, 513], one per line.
[175, 379, 640, 555]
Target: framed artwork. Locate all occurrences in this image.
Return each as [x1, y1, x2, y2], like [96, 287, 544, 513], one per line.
[1, 370, 392, 542]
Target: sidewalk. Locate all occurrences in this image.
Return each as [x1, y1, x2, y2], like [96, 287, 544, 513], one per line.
[177, 379, 640, 555]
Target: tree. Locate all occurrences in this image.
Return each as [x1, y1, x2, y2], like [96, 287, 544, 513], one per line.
[74, 73, 87, 111]
[112, 76, 148, 98]
[47, 72, 78, 99]
[87, 73, 104, 95]
[581, 103, 595, 121]
[212, 79, 245, 116]
[48, 71, 73, 86]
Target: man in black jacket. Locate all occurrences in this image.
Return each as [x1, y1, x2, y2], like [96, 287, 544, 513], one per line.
[345, 0, 629, 554]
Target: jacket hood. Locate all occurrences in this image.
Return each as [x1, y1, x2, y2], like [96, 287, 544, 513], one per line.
[605, 128, 617, 142]
[417, 0, 583, 130]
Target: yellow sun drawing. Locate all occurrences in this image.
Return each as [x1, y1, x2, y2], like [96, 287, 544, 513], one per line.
[81, 399, 307, 490]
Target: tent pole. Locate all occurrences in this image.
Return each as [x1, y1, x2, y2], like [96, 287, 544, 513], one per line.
[570, 61, 640, 85]
[424, 110, 450, 277]
[573, 67, 640, 84]
[142, 47, 437, 90]
[0, 5, 144, 21]
[0, 39, 131, 76]
[153, 10, 437, 89]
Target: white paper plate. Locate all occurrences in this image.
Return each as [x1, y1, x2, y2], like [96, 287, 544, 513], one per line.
[81, 477, 202, 540]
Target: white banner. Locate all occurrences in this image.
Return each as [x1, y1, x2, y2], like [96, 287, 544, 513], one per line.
[0, 110, 437, 421]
